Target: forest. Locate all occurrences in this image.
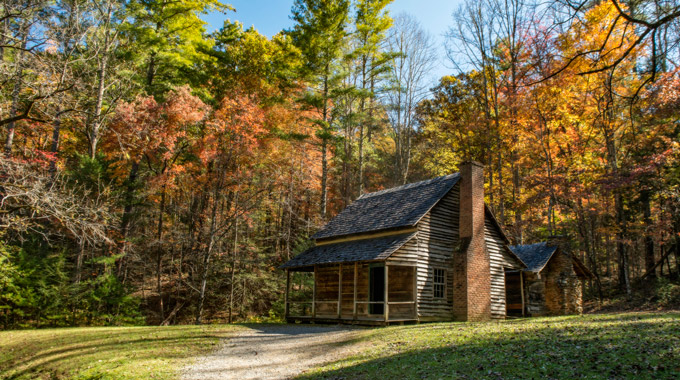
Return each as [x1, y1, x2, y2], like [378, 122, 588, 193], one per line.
[0, 0, 679, 328]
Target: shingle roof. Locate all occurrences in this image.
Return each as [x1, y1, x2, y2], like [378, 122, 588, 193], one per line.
[280, 232, 416, 269]
[509, 242, 557, 272]
[312, 174, 460, 240]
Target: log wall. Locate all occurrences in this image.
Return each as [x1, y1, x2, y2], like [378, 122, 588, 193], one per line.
[312, 262, 415, 320]
[388, 184, 524, 321]
[485, 216, 523, 319]
[388, 184, 459, 321]
[308, 181, 526, 322]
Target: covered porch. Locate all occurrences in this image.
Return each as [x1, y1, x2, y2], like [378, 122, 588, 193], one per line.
[284, 262, 417, 325]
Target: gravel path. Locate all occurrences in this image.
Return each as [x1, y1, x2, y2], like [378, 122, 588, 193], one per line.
[182, 324, 364, 380]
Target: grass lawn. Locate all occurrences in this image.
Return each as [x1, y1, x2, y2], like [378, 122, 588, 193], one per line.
[0, 324, 241, 380]
[299, 312, 680, 380]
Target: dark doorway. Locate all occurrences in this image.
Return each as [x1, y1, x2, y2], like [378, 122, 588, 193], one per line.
[369, 265, 385, 314]
[505, 270, 523, 317]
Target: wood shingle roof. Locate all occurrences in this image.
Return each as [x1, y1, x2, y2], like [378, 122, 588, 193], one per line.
[312, 174, 461, 240]
[509, 242, 557, 272]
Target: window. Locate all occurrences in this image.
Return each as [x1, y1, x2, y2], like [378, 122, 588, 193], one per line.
[434, 268, 446, 299]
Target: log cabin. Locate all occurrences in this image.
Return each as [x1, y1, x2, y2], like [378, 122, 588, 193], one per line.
[281, 161, 591, 324]
[510, 240, 592, 316]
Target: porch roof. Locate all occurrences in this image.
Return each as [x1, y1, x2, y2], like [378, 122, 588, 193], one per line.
[280, 232, 417, 269]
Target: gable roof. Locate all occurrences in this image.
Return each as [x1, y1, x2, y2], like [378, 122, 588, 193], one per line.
[509, 242, 557, 272]
[313, 174, 460, 240]
[280, 232, 416, 269]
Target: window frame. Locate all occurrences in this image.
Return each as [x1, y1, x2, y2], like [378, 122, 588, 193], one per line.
[433, 267, 447, 299]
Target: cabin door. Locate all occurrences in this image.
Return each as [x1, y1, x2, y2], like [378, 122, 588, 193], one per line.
[369, 265, 385, 314]
[504, 270, 523, 317]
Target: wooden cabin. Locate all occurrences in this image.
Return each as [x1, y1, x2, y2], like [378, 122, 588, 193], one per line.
[281, 162, 530, 324]
[510, 241, 592, 316]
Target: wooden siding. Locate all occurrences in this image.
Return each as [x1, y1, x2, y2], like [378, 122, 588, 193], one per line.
[308, 182, 523, 323]
[389, 183, 459, 321]
[485, 217, 523, 319]
[390, 182, 523, 321]
[311, 262, 415, 320]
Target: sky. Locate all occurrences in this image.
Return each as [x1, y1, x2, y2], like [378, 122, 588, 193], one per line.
[201, 0, 463, 81]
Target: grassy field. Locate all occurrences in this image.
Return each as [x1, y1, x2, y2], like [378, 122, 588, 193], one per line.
[1, 313, 678, 380]
[299, 312, 680, 380]
[0, 324, 241, 380]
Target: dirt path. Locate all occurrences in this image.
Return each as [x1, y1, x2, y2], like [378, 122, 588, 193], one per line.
[182, 324, 364, 380]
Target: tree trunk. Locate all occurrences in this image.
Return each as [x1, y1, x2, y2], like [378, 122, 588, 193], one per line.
[320, 65, 330, 218]
[616, 193, 631, 296]
[50, 109, 62, 175]
[74, 240, 85, 284]
[4, 29, 28, 157]
[642, 190, 656, 281]
[195, 183, 224, 325]
[156, 185, 166, 322]
[357, 56, 368, 196]
[118, 161, 139, 280]
[146, 51, 157, 91]
[676, 235, 680, 277]
[89, 50, 108, 159]
[228, 205, 239, 324]
[577, 198, 603, 301]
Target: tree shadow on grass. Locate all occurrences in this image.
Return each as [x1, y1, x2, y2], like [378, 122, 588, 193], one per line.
[0, 327, 232, 380]
[297, 314, 680, 380]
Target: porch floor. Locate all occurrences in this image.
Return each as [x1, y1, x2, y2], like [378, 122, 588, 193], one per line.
[286, 315, 418, 326]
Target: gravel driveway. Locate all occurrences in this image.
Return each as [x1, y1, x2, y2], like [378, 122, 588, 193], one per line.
[182, 324, 363, 380]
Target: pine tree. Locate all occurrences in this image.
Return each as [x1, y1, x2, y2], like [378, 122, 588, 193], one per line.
[289, 0, 350, 218]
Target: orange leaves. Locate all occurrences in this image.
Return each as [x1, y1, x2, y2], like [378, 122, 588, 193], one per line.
[200, 91, 266, 165]
[108, 86, 208, 165]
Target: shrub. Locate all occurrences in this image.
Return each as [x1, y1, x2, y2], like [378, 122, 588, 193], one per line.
[656, 277, 680, 308]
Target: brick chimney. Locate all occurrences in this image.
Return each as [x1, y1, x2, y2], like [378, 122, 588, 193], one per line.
[453, 161, 491, 321]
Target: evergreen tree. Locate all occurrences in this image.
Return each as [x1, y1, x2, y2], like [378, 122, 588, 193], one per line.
[288, 0, 350, 218]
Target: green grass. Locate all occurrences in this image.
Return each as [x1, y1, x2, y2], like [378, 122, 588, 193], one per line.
[2, 313, 678, 380]
[299, 312, 680, 380]
[0, 324, 241, 380]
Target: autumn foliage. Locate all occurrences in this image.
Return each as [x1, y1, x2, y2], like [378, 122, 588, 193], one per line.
[1, 0, 679, 327]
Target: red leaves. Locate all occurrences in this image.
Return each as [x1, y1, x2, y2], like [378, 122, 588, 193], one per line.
[200, 92, 266, 165]
[108, 86, 208, 165]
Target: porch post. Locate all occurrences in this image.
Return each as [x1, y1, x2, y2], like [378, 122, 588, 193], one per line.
[312, 265, 317, 318]
[285, 269, 290, 319]
[384, 264, 389, 323]
[338, 263, 343, 319]
[353, 262, 358, 320]
[412, 265, 418, 320]
[520, 271, 525, 317]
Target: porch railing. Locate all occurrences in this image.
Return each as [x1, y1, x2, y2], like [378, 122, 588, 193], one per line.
[285, 264, 418, 322]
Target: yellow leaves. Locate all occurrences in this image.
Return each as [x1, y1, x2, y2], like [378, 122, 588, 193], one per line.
[557, 1, 644, 84]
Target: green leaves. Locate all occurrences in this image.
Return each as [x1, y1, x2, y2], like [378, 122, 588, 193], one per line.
[124, 0, 234, 95]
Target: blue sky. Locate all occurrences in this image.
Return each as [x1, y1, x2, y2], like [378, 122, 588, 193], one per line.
[202, 0, 463, 81]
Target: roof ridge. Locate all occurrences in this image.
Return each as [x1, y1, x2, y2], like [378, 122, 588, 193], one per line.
[359, 173, 460, 199]
[511, 241, 547, 248]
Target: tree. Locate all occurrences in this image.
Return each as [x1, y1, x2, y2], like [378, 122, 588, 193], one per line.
[288, 0, 350, 218]
[107, 86, 208, 321]
[384, 13, 436, 185]
[125, 0, 232, 95]
[549, 0, 680, 89]
[352, 0, 393, 195]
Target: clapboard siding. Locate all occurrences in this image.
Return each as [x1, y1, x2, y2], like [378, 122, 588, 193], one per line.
[402, 183, 459, 320]
[485, 216, 523, 319]
[390, 182, 524, 321]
